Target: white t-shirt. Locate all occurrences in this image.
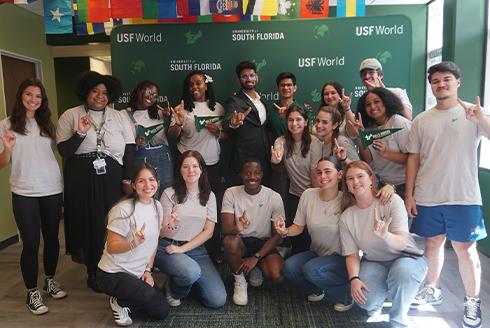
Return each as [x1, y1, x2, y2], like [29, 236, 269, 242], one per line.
[406, 103, 490, 206]
[340, 195, 418, 262]
[56, 105, 134, 165]
[98, 199, 163, 277]
[275, 135, 323, 197]
[387, 87, 412, 113]
[221, 185, 285, 239]
[160, 187, 217, 242]
[294, 188, 343, 257]
[122, 108, 168, 147]
[366, 114, 411, 185]
[171, 101, 224, 165]
[0, 118, 63, 197]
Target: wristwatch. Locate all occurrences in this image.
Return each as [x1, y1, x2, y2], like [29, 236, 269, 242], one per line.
[144, 267, 152, 274]
[254, 253, 262, 260]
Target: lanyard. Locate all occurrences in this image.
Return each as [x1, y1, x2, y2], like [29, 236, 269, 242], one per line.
[85, 107, 106, 158]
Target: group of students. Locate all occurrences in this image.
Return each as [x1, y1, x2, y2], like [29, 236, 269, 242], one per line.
[1, 58, 488, 328]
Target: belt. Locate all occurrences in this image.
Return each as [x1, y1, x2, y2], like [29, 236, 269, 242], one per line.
[75, 152, 107, 158]
[162, 237, 187, 246]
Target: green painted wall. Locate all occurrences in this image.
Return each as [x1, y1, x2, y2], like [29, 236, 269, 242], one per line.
[0, 4, 59, 243]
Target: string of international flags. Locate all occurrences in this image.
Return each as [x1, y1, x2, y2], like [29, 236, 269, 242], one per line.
[1, 0, 365, 35]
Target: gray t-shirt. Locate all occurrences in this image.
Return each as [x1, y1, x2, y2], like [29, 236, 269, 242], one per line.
[160, 187, 217, 241]
[406, 103, 490, 206]
[366, 114, 411, 185]
[98, 199, 163, 277]
[275, 135, 323, 197]
[221, 185, 285, 239]
[0, 118, 63, 197]
[294, 188, 343, 256]
[340, 195, 418, 262]
[56, 105, 134, 165]
[171, 101, 224, 165]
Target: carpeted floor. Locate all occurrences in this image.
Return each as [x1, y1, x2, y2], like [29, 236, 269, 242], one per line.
[141, 264, 392, 328]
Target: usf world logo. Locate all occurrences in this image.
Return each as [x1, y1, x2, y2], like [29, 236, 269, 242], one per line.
[186, 30, 203, 44]
[251, 59, 267, 72]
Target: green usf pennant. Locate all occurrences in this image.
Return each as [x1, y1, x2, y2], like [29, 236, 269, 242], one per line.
[194, 115, 226, 132]
[358, 128, 402, 149]
[136, 122, 170, 142]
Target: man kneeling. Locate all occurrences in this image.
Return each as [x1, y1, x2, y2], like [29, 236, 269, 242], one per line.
[222, 158, 285, 306]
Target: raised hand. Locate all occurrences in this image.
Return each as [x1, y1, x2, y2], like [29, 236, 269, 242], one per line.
[78, 112, 91, 133]
[458, 96, 487, 124]
[372, 207, 392, 239]
[377, 76, 386, 88]
[168, 205, 180, 230]
[272, 216, 287, 235]
[158, 102, 171, 118]
[171, 100, 185, 126]
[334, 138, 349, 161]
[347, 112, 365, 138]
[340, 88, 353, 110]
[274, 101, 289, 119]
[271, 141, 284, 163]
[131, 222, 146, 247]
[0, 125, 16, 150]
[236, 209, 250, 232]
[230, 107, 252, 127]
[372, 139, 387, 156]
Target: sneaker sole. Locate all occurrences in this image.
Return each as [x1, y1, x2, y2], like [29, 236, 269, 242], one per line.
[233, 297, 248, 306]
[308, 294, 325, 302]
[334, 303, 354, 312]
[410, 299, 443, 309]
[43, 289, 67, 299]
[249, 280, 263, 288]
[26, 303, 48, 315]
[463, 322, 482, 328]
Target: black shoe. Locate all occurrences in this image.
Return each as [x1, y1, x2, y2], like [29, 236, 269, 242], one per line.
[87, 274, 102, 293]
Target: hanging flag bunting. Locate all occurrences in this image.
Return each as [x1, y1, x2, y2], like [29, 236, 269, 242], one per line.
[76, 0, 110, 23]
[300, 0, 328, 19]
[130, 17, 158, 24]
[143, 0, 159, 19]
[159, 0, 178, 18]
[242, 0, 277, 16]
[358, 128, 402, 149]
[240, 14, 269, 21]
[104, 18, 128, 36]
[177, 0, 189, 15]
[1, 0, 37, 4]
[272, 0, 299, 20]
[337, 0, 364, 17]
[212, 14, 241, 21]
[74, 0, 105, 35]
[44, 0, 73, 34]
[210, 0, 241, 15]
[111, 0, 143, 19]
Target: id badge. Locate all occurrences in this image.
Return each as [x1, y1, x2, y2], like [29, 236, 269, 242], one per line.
[93, 158, 107, 175]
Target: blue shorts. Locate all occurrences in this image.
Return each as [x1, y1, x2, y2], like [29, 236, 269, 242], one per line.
[411, 205, 487, 242]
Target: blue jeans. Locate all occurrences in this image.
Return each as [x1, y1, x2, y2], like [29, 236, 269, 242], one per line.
[134, 144, 173, 198]
[358, 256, 428, 327]
[282, 251, 349, 301]
[154, 238, 227, 308]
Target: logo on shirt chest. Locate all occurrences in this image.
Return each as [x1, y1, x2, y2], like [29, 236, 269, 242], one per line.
[450, 118, 463, 125]
[258, 204, 265, 210]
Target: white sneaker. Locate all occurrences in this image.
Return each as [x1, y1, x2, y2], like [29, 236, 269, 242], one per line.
[109, 297, 132, 326]
[367, 307, 382, 317]
[249, 267, 263, 287]
[233, 281, 248, 306]
[410, 283, 442, 309]
[334, 294, 354, 312]
[165, 279, 181, 307]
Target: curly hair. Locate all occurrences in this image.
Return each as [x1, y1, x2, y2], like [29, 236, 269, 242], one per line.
[235, 60, 257, 78]
[10, 78, 55, 139]
[284, 105, 311, 159]
[181, 71, 217, 113]
[340, 161, 379, 212]
[127, 80, 161, 120]
[172, 150, 211, 206]
[355, 87, 404, 127]
[75, 70, 123, 105]
[319, 81, 348, 124]
[316, 106, 341, 155]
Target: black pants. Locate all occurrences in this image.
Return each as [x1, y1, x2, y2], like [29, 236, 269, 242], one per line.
[97, 268, 169, 320]
[287, 193, 311, 255]
[12, 192, 62, 289]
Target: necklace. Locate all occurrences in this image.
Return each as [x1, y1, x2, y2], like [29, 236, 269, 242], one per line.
[378, 116, 390, 129]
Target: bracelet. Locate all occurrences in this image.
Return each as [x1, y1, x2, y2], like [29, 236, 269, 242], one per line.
[167, 223, 179, 231]
[229, 121, 239, 129]
[281, 228, 289, 239]
[175, 122, 183, 127]
[129, 240, 136, 251]
[4, 146, 13, 152]
[76, 130, 87, 137]
[344, 107, 352, 112]
[340, 156, 347, 162]
[388, 183, 396, 193]
[217, 129, 222, 141]
[122, 179, 131, 185]
[349, 276, 360, 283]
[144, 267, 152, 274]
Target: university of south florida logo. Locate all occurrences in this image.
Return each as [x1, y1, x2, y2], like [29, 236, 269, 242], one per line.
[310, 89, 321, 102]
[313, 24, 329, 39]
[251, 59, 266, 72]
[186, 30, 203, 44]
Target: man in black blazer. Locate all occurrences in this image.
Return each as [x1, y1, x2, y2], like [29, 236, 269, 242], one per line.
[223, 60, 271, 186]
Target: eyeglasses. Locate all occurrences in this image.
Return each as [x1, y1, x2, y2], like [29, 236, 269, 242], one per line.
[240, 73, 257, 80]
[360, 70, 378, 78]
[145, 88, 158, 99]
[279, 83, 294, 88]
